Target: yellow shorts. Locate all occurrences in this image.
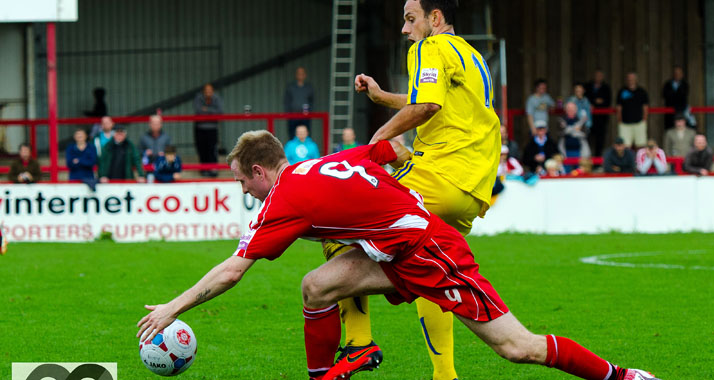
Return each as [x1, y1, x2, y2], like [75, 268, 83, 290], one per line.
[393, 160, 486, 236]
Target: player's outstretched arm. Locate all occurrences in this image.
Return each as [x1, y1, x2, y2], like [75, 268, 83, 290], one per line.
[136, 255, 255, 342]
[370, 103, 441, 144]
[355, 73, 407, 110]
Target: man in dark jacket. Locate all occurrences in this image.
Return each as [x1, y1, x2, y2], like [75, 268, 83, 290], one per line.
[9, 143, 41, 183]
[585, 69, 612, 156]
[193, 84, 223, 176]
[98, 125, 145, 183]
[522, 121, 559, 174]
[284, 67, 314, 138]
[684, 135, 713, 176]
[603, 137, 636, 174]
[662, 66, 689, 129]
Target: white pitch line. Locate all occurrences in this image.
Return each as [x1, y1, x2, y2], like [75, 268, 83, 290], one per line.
[579, 250, 714, 270]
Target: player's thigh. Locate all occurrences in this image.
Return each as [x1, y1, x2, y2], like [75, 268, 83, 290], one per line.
[302, 248, 394, 305]
[397, 163, 481, 236]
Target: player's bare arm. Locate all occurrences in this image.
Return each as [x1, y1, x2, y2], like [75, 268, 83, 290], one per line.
[355, 73, 408, 110]
[388, 140, 412, 169]
[527, 114, 536, 135]
[137, 255, 255, 342]
[370, 102, 441, 144]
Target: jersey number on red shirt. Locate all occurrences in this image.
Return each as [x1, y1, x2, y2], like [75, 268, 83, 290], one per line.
[319, 161, 379, 188]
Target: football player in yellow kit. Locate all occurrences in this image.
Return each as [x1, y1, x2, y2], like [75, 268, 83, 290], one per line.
[321, 1, 501, 379]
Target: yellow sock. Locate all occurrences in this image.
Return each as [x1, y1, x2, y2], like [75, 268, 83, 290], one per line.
[338, 296, 373, 347]
[416, 297, 458, 380]
[322, 241, 373, 347]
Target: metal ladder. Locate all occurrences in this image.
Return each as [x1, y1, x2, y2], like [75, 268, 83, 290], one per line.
[328, 0, 357, 152]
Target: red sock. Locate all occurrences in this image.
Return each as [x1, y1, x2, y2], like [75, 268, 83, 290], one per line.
[304, 304, 341, 378]
[545, 334, 618, 380]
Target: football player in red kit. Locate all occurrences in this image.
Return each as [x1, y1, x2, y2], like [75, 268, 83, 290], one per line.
[137, 130, 659, 380]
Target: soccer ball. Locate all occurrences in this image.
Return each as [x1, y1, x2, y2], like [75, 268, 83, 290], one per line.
[139, 319, 197, 376]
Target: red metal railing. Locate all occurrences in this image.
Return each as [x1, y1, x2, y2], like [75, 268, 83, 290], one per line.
[0, 112, 329, 182]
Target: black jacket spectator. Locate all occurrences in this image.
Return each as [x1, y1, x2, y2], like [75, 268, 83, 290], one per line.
[616, 87, 649, 124]
[662, 67, 689, 128]
[603, 147, 636, 174]
[523, 134, 559, 173]
[684, 147, 713, 175]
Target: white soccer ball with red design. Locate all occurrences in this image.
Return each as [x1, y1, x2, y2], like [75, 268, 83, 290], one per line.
[139, 319, 197, 376]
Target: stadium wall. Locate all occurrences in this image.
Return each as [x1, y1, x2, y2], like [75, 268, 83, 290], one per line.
[30, 0, 333, 155]
[471, 176, 714, 235]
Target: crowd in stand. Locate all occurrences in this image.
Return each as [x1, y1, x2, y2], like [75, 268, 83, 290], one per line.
[6, 66, 319, 185]
[501, 67, 713, 179]
[6, 66, 713, 185]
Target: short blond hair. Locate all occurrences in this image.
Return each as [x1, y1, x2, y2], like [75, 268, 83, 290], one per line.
[226, 130, 286, 178]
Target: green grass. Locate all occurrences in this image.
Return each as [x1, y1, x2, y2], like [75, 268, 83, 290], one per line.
[1, 233, 713, 379]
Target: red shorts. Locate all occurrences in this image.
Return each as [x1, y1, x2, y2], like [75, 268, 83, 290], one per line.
[379, 218, 509, 321]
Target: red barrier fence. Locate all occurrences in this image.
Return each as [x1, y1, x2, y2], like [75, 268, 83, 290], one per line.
[0, 112, 329, 182]
[2, 105, 712, 182]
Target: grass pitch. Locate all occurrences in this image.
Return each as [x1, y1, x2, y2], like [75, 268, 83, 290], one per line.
[1, 233, 713, 379]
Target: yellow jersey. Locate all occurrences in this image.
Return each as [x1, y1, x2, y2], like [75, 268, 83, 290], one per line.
[405, 33, 501, 211]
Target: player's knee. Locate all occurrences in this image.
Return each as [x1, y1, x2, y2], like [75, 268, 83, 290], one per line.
[301, 272, 332, 308]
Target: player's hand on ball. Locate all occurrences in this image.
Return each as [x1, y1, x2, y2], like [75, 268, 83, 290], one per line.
[137, 304, 177, 343]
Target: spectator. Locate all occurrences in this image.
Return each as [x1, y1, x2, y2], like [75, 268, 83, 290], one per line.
[66, 128, 97, 182]
[616, 72, 649, 148]
[636, 138, 668, 175]
[284, 125, 320, 165]
[684, 135, 713, 176]
[551, 153, 566, 175]
[85, 87, 108, 138]
[140, 115, 171, 164]
[526, 79, 555, 135]
[522, 120, 559, 174]
[84, 87, 108, 118]
[333, 127, 361, 153]
[500, 125, 520, 161]
[193, 83, 223, 176]
[567, 83, 592, 130]
[570, 158, 593, 176]
[98, 125, 145, 183]
[544, 159, 561, 177]
[662, 66, 690, 129]
[8, 143, 40, 183]
[93, 116, 115, 157]
[585, 69, 612, 156]
[154, 145, 182, 183]
[558, 101, 590, 159]
[497, 145, 523, 176]
[285, 67, 315, 138]
[603, 137, 636, 174]
[664, 113, 696, 157]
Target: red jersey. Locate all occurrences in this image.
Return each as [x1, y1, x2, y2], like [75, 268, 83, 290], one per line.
[234, 141, 435, 262]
